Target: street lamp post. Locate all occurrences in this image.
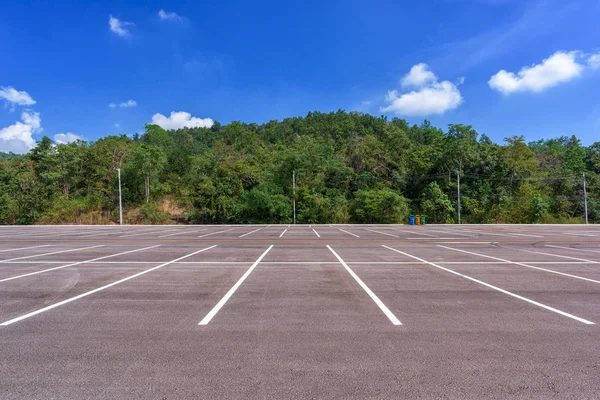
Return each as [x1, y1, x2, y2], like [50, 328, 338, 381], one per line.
[117, 168, 123, 225]
[293, 170, 296, 225]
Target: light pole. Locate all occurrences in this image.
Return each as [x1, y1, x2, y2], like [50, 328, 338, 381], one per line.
[292, 170, 296, 225]
[117, 168, 123, 225]
[457, 170, 461, 225]
[583, 172, 589, 225]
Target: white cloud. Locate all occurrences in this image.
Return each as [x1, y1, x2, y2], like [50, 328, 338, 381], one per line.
[382, 64, 463, 116]
[0, 86, 36, 111]
[158, 9, 182, 21]
[109, 15, 134, 37]
[401, 63, 437, 88]
[151, 111, 214, 130]
[54, 133, 81, 144]
[588, 52, 600, 70]
[0, 111, 42, 154]
[489, 51, 584, 94]
[119, 99, 136, 108]
[109, 100, 136, 108]
[114, 122, 121, 128]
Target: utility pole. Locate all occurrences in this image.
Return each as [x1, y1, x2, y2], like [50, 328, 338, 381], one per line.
[457, 170, 461, 225]
[583, 172, 589, 225]
[117, 168, 123, 225]
[292, 170, 296, 225]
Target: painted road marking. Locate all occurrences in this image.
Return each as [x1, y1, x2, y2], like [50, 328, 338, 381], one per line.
[408, 237, 462, 240]
[158, 229, 206, 238]
[199, 245, 273, 325]
[198, 229, 234, 238]
[279, 229, 288, 238]
[239, 228, 261, 238]
[78, 231, 126, 238]
[3, 260, 593, 265]
[546, 245, 600, 255]
[119, 229, 178, 238]
[503, 232, 545, 238]
[0, 245, 104, 263]
[0, 245, 51, 253]
[313, 229, 321, 238]
[383, 245, 594, 325]
[328, 245, 401, 325]
[506, 247, 599, 263]
[438, 245, 600, 284]
[425, 229, 475, 237]
[366, 229, 399, 238]
[0, 245, 217, 326]
[394, 230, 438, 237]
[339, 229, 360, 238]
[0, 245, 161, 283]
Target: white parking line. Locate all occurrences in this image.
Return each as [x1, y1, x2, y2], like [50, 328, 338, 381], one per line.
[339, 229, 359, 238]
[506, 247, 599, 263]
[239, 228, 261, 238]
[119, 229, 178, 238]
[0, 245, 104, 263]
[0, 245, 217, 326]
[328, 246, 401, 325]
[425, 229, 475, 237]
[394, 230, 438, 237]
[462, 229, 525, 238]
[199, 245, 273, 325]
[0, 245, 51, 253]
[78, 231, 125, 238]
[365, 229, 399, 238]
[158, 229, 206, 238]
[408, 237, 463, 240]
[312, 229, 321, 238]
[0, 245, 161, 283]
[383, 245, 594, 325]
[546, 245, 600, 255]
[437, 245, 600, 284]
[503, 232, 545, 238]
[279, 229, 288, 238]
[198, 228, 234, 238]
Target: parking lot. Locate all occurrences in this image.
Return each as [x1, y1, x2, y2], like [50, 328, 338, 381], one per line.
[1, 224, 599, 399]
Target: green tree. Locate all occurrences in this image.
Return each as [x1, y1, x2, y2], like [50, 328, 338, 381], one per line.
[421, 182, 455, 224]
[128, 145, 167, 203]
[351, 188, 408, 224]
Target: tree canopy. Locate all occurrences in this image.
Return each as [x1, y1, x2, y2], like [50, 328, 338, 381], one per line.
[0, 110, 598, 224]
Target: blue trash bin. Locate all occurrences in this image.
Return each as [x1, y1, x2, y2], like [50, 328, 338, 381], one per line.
[409, 214, 415, 225]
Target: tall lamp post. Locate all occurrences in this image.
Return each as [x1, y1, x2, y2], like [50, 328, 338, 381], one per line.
[117, 168, 123, 225]
[292, 170, 296, 225]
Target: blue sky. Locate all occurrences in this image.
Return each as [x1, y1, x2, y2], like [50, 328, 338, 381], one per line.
[1, 0, 599, 153]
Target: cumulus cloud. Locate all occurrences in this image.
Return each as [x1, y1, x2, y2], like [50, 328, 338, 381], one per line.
[109, 99, 137, 108]
[0, 87, 36, 110]
[588, 52, 600, 70]
[109, 15, 134, 37]
[158, 9, 182, 21]
[151, 111, 214, 130]
[489, 51, 584, 94]
[382, 64, 463, 116]
[54, 133, 82, 144]
[0, 111, 43, 154]
[401, 63, 437, 88]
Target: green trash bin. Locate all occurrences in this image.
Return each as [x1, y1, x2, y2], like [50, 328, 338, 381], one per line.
[420, 215, 426, 225]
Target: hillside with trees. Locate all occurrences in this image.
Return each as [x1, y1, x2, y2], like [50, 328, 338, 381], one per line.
[0, 111, 598, 224]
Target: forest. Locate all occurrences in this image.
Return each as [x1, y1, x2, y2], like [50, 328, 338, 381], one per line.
[0, 110, 598, 225]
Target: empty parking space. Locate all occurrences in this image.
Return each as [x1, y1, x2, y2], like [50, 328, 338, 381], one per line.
[1, 224, 600, 399]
